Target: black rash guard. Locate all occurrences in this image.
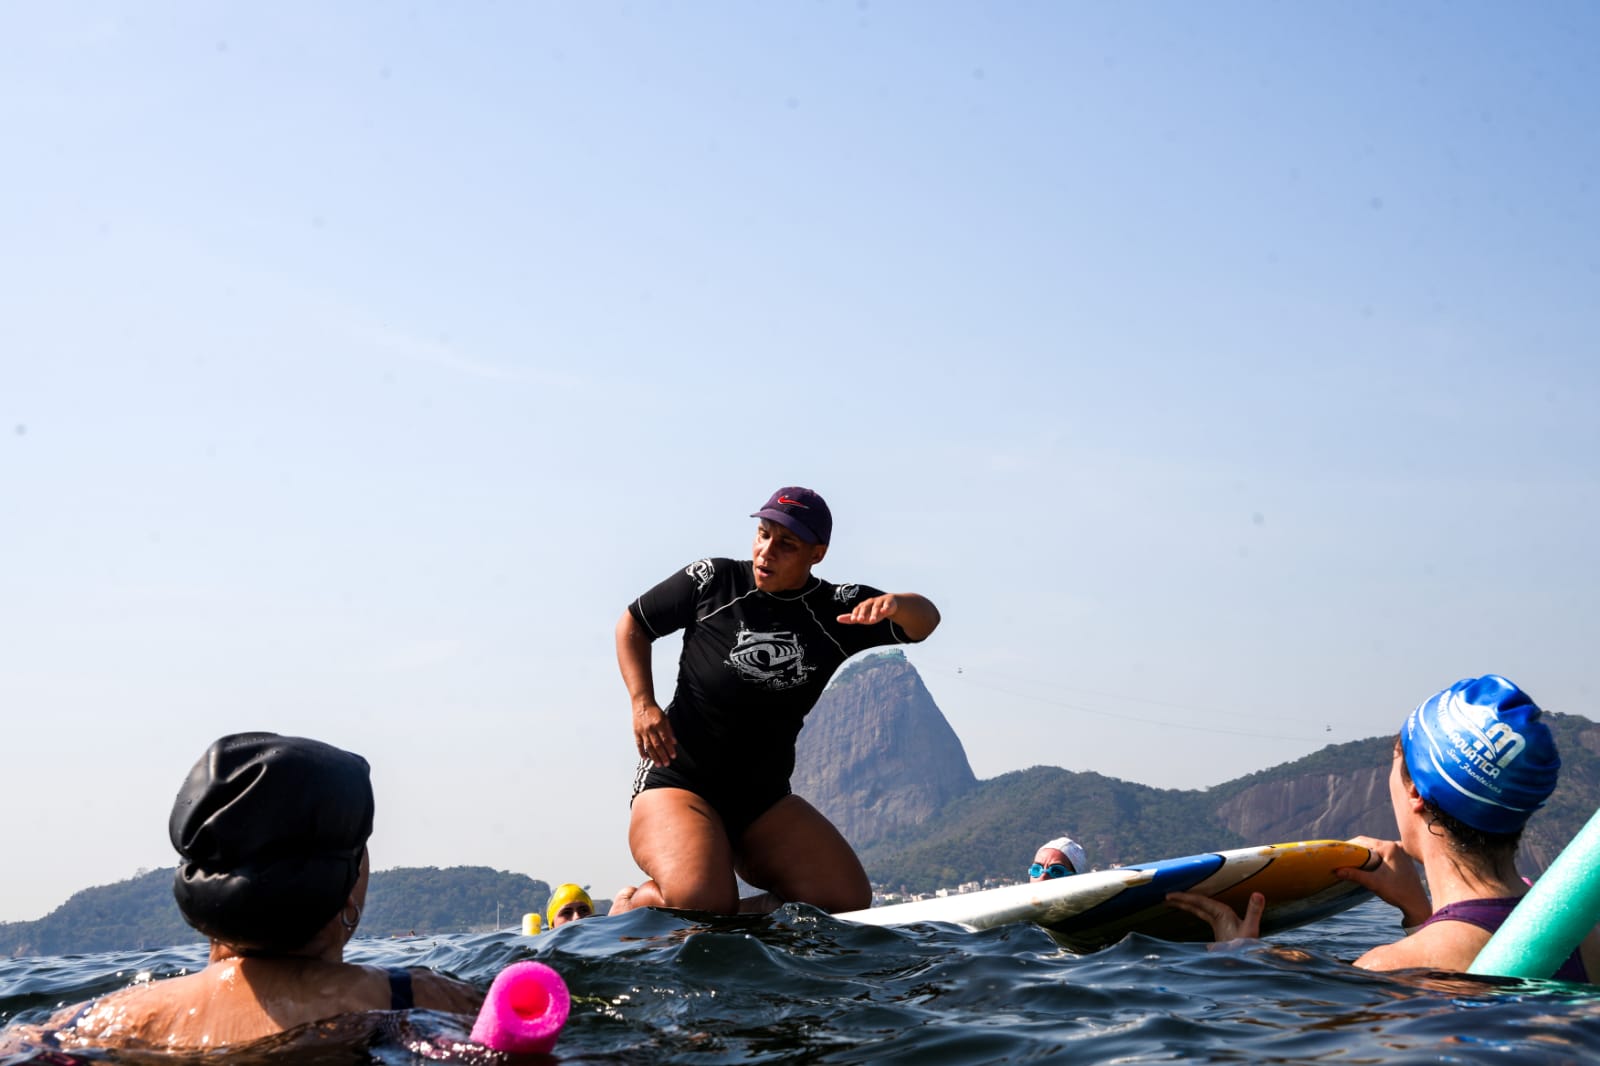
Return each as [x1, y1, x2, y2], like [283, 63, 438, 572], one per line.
[628, 557, 922, 836]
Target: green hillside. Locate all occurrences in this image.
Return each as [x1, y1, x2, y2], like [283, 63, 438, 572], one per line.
[1, 866, 556, 959]
[0, 869, 187, 957]
[1203, 735, 1395, 805]
[860, 713, 1600, 893]
[860, 767, 1246, 893]
[362, 867, 551, 937]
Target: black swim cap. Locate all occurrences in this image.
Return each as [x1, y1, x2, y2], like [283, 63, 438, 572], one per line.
[170, 732, 374, 952]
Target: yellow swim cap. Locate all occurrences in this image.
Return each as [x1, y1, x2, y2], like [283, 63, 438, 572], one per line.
[546, 883, 594, 926]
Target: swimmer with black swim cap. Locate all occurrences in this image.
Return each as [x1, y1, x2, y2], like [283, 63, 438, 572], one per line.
[171, 731, 376, 952]
[32, 732, 482, 1051]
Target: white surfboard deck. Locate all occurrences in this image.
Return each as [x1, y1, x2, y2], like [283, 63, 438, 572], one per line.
[839, 839, 1374, 951]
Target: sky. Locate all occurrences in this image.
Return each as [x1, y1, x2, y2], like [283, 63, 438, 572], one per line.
[2, 2, 1596, 924]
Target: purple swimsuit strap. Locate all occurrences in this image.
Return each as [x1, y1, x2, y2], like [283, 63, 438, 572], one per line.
[1417, 896, 1521, 932]
[1422, 896, 1589, 983]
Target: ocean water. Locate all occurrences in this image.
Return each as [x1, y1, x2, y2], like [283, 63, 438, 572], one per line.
[3, 898, 1598, 1064]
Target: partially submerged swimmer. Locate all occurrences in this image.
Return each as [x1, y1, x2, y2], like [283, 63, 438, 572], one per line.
[1030, 835, 1088, 881]
[1169, 675, 1599, 981]
[36, 733, 481, 1050]
[547, 883, 595, 927]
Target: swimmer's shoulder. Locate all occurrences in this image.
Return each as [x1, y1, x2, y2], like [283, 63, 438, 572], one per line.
[406, 967, 483, 1014]
[44, 976, 201, 1049]
[1353, 920, 1491, 973]
[38, 962, 481, 1051]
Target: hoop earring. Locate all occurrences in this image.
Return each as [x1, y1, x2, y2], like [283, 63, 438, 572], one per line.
[340, 903, 362, 931]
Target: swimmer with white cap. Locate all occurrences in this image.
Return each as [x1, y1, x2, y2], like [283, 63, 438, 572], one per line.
[1030, 836, 1089, 881]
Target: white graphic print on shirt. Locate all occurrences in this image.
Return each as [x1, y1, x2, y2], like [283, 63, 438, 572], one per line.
[726, 625, 815, 690]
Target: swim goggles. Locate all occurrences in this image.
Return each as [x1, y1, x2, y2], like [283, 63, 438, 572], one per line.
[1029, 863, 1072, 880]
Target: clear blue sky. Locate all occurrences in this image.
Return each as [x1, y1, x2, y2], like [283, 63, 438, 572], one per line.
[2, 2, 1596, 923]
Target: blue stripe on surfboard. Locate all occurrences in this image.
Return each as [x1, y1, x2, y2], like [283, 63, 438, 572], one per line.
[1042, 849, 1369, 950]
[1045, 853, 1225, 934]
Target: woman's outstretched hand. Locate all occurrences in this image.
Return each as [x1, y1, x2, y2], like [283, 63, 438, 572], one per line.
[836, 592, 941, 640]
[837, 594, 902, 626]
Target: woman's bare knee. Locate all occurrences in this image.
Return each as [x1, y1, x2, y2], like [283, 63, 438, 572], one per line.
[657, 881, 739, 913]
[738, 798, 870, 912]
[811, 871, 870, 913]
[629, 788, 740, 913]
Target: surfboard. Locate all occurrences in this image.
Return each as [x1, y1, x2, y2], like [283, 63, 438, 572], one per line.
[838, 839, 1374, 952]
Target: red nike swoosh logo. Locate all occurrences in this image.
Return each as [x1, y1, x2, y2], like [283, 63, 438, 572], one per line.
[777, 496, 808, 508]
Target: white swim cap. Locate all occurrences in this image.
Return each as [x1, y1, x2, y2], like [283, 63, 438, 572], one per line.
[1041, 836, 1088, 874]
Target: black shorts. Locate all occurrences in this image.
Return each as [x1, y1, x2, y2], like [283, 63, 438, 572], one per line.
[631, 758, 791, 840]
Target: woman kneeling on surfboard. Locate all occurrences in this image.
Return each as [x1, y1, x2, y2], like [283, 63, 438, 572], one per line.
[610, 486, 940, 916]
[1170, 675, 1598, 980]
[34, 733, 481, 1051]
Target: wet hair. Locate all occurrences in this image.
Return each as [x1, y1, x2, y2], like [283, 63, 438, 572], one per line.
[170, 733, 374, 953]
[1394, 734, 1523, 864]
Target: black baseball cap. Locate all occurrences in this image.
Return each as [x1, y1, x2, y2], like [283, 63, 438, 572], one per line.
[751, 486, 831, 545]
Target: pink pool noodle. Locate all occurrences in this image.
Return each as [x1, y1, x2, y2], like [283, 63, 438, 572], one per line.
[469, 960, 570, 1054]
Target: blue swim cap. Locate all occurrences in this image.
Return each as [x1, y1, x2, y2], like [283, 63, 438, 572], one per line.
[1402, 675, 1560, 835]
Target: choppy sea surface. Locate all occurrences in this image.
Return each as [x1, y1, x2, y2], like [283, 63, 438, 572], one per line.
[4, 899, 1599, 1064]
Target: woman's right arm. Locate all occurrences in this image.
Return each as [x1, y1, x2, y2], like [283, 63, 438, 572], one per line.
[616, 610, 676, 766]
[1335, 836, 1432, 929]
[412, 970, 484, 1014]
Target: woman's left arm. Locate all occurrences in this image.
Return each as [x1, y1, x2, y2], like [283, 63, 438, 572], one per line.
[837, 593, 941, 641]
[1166, 890, 1265, 942]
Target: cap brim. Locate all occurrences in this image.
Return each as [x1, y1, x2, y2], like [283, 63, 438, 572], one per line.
[751, 509, 822, 544]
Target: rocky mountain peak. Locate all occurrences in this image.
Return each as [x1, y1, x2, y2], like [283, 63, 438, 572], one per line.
[793, 650, 977, 848]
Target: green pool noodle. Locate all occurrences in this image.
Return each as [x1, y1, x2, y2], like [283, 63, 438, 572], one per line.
[1469, 807, 1600, 979]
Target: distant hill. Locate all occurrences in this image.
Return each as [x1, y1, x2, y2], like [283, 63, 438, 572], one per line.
[858, 765, 1248, 893]
[1, 867, 556, 959]
[796, 652, 1600, 893]
[362, 867, 553, 938]
[0, 868, 186, 958]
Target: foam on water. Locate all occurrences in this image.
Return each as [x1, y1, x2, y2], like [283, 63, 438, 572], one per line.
[4, 899, 1599, 1064]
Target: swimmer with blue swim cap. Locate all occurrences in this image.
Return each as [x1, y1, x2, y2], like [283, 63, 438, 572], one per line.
[1170, 675, 1598, 981]
[1401, 674, 1560, 836]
